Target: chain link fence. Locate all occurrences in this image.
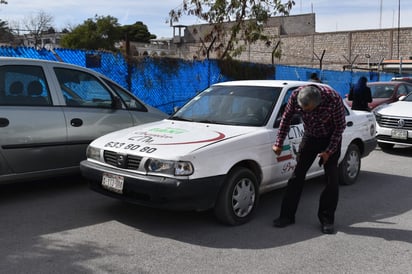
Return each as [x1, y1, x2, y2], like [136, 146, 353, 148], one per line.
[1, 46, 408, 114]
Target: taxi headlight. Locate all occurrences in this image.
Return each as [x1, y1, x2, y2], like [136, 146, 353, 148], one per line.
[86, 146, 101, 161]
[146, 158, 194, 176]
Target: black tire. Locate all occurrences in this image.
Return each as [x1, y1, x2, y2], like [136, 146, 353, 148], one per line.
[214, 167, 259, 226]
[338, 143, 361, 185]
[378, 142, 394, 150]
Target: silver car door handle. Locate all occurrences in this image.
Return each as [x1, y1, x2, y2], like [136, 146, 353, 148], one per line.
[70, 118, 83, 127]
[0, 117, 9, 127]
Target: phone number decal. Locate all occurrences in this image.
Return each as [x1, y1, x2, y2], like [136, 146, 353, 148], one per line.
[104, 142, 157, 153]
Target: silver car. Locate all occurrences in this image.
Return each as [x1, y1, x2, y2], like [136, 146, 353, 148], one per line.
[0, 57, 168, 184]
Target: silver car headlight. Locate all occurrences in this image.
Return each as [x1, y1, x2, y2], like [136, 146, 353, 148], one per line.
[146, 158, 194, 176]
[86, 146, 101, 161]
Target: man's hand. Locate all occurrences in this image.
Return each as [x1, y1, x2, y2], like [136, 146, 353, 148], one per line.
[272, 145, 282, 156]
[318, 151, 330, 165]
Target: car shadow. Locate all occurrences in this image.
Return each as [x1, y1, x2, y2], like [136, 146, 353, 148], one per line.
[1, 171, 411, 272]
[1, 170, 411, 251]
[95, 170, 412, 249]
[377, 145, 412, 156]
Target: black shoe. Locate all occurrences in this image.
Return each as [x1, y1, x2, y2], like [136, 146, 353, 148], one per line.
[321, 223, 335, 234]
[273, 217, 295, 228]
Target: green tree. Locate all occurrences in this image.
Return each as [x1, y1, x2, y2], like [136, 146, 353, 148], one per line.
[169, 0, 295, 59]
[121, 21, 156, 43]
[60, 15, 121, 50]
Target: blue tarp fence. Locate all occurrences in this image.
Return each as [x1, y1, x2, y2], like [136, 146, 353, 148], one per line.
[1, 46, 408, 114]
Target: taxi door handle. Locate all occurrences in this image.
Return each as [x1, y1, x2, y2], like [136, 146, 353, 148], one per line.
[347, 121, 353, 127]
[70, 118, 83, 127]
[0, 117, 9, 127]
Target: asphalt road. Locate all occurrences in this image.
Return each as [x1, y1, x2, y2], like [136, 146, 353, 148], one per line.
[1, 146, 411, 274]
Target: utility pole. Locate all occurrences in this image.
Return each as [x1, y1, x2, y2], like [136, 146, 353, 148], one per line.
[379, 0, 382, 28]
[397, 0, 400, 59]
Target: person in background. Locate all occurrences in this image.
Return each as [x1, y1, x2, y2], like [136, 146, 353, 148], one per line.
[348, 76, 372, 111]
[272, 84, 346, 234]
[309, 72, 322, 83]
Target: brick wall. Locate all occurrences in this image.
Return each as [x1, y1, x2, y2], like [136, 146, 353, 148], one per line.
[173, 13, 412, 72]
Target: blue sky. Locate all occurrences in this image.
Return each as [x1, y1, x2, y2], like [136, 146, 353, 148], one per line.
[2, 1, 411, 38]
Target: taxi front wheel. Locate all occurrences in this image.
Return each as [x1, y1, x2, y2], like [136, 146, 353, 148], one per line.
[214, 167, 259, 226]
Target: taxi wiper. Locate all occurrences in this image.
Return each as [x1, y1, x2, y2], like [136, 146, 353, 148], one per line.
[169, 116, 192, 122]
[197, 119, 225, 125]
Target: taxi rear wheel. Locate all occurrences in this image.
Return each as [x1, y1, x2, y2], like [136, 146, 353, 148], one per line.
[338, 143, 360, 185]
[214, 167, 259, 226]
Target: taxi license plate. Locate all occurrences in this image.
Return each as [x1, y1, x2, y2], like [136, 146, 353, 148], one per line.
[102, 173, 124, 194]
[391, 129, 408, 140]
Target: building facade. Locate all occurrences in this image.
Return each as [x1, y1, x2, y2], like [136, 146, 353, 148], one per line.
[166, 13, 412, 73]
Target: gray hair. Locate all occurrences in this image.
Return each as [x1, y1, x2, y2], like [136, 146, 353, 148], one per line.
[297, 85, 322, 108]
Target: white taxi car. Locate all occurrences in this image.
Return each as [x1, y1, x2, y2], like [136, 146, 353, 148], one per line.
[80, 80, 377, 225]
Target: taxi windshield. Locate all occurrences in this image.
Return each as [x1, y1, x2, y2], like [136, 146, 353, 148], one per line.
[170, 85, 281, 126]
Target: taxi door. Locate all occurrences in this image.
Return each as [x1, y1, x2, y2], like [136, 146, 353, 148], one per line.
[268, 87, 303, 184]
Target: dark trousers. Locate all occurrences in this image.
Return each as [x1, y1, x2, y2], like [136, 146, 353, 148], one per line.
[279, 135, 341, 224]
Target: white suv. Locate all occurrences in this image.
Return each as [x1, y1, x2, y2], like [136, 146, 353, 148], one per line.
[81, 80, 377, 225]
[374, 92, 412, 149]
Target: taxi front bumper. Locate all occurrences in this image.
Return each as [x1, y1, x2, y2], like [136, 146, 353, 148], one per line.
[80, 160, 225, 211]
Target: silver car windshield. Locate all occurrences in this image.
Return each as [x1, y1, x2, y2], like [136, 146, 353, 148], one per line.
[170, 85, 282, 126]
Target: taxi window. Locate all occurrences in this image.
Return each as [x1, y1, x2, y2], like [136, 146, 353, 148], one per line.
[276, 87, 298, 120]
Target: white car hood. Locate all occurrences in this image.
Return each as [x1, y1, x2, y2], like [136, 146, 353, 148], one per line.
[377, 101, 412, 117]
[91, 119, 257, 158]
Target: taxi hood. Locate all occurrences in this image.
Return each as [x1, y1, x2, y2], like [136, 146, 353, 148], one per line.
[91, 119, 256, 158]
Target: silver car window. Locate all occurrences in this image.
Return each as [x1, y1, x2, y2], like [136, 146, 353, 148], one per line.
[103, 79, 147, 111]
[54, 67, 114, 108]
[0, 65, 52, 106]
